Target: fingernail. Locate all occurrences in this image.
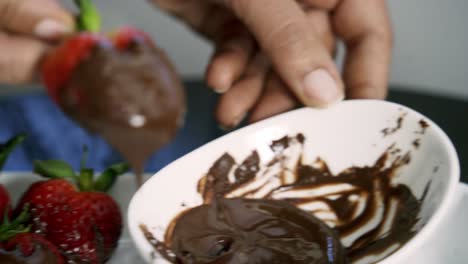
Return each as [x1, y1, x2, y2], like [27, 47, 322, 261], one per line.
[214, 87, 229, 94]
[34, 19, 71, 39]
[302, 69, 343, 106]
[218, 113, 246, 131]
[232, 113, 246, 127]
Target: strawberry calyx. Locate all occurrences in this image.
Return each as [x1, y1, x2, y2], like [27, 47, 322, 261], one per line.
[0, 134, 27, 171]
[0, 205, 30, 242]
[75, 0, 101, 32]
[33, 147, 129, 193]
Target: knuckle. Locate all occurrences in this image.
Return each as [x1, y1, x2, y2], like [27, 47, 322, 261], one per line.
[227, 0, 254, 18]
[372, 28, 393, 50]
[0, 35, 34, 84]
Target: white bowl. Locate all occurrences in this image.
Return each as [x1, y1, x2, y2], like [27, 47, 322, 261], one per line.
[128, 100, 460, 263]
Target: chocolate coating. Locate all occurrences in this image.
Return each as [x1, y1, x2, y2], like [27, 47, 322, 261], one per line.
[62, 39, 185, 183]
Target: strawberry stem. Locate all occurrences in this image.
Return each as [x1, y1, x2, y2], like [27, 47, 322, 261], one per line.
[78, 168, 94, 192]
[0, 205, 30, 242]
[0, 133, 27, 171]
[80, 145, 89, 170]
[75, 0, 101, 32]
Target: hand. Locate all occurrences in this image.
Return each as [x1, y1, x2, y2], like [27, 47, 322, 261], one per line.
[152, 0, 392, 128]
[0, 0, 73, 84]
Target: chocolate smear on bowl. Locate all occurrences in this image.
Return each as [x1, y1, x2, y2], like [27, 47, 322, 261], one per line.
[142, 133, 427, 263]
[382, 112, 407, 137]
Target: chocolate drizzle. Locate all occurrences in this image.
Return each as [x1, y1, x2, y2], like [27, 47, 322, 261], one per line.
[142, 134, 426, 263]
[382, 113, 407, 137]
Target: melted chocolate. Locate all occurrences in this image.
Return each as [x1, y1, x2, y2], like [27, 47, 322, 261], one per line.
[62, 40, 185, 186]
[143, 198, 346, 264]
[143, 134, 425, 263]
[0, 246, 58, 264]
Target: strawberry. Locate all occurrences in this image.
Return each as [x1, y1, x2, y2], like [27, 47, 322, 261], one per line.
[0, 134, 27, 219]
[15, 149, 129, 263]
[40, 0, 185, 185]
[0, 206, 65, 263]
[41, 0, 184, 113]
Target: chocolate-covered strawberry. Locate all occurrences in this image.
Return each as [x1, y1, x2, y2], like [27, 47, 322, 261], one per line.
[15, 153, 129, 263]
[42, 0, 186, 186]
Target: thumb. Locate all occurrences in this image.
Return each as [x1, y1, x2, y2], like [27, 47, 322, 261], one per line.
[225, 0, 344, 106]
[0, 0, 74, 40]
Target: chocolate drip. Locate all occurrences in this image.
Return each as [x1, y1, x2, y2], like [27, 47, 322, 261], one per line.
[62, 40, 185, 186]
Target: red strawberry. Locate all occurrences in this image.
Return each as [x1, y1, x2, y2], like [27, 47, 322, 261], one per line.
[40, 0, 185, 187]
[0, 207, 65, 263]
[15, 151, 129, 263]
[41, 0, 183, 111]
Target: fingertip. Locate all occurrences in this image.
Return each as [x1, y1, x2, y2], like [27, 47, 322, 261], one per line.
[34, 18, 74, 40]
[205, 59, 234, 93]
[301, 68, 345, 107]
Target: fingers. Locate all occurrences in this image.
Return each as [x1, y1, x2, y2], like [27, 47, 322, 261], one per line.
[205, 25, 255, 93]
[224, 0, 344, 107]
[216, 54, 269, 128]
[0, 0, 74, 40]
[0, 32, 48, 84]
[306, 9, 336, 55]
[249, 72, 298, 123]
[333, 0, 392, 99]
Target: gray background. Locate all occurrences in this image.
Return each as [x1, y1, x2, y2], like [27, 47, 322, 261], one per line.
[67, 0, 468, 99]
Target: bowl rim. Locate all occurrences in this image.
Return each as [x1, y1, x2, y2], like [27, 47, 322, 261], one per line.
[128, 99, 461, 263]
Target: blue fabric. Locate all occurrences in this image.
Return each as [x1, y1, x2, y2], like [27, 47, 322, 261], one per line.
[0, 86, 223, 172]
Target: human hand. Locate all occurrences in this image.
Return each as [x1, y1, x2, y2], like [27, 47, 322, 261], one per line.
[152, 0, 392, 128]
[0, 0, 73, 84]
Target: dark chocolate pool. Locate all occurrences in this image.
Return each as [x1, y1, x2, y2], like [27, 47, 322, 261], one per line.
[141, 134, 427, 264]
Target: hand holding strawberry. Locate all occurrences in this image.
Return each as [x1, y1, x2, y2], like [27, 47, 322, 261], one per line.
[41, 0, 186, 186]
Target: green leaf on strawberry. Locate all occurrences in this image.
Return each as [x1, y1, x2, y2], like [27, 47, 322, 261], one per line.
[33, 146, 129, 193]
[94, 163, 130, 192]
[0, 205, 30, 242]
[0, 133, 27, 171]
[33, 160, 76, 180]
[74, 0, 101, 32]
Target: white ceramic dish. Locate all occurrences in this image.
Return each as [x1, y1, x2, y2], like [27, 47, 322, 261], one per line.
[128, 100, 460, 263]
